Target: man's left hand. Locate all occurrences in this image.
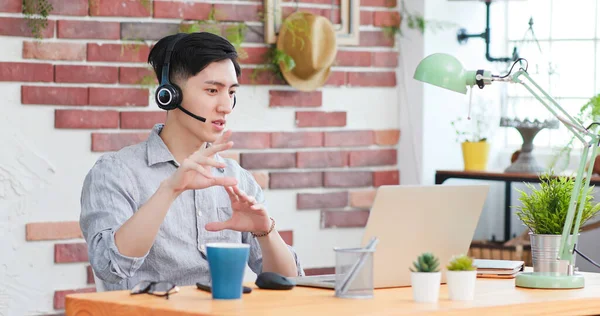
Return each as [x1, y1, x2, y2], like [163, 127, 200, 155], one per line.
[205, 185, 272, 235]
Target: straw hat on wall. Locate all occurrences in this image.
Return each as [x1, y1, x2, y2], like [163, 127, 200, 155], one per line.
[276, 11, 338, 91]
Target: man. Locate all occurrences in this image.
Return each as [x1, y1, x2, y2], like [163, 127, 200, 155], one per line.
[80, 32, 304, 291]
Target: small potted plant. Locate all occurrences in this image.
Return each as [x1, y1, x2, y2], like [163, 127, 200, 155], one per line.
[446, 254, 477, 301]
[450, 100, 493, 171]
[409, 252, 441, 303]
[514, 172, 600, 273]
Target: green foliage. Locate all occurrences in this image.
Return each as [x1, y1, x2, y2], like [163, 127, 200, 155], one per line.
[450, 101, 492, 143]
[136, 67, 158, 89]
[274, 48, 295, 73]
[249, 12, 310, 84]
[514, 172, 600, 235]
[450, 117, 488, 143]
[250, 47, 294, 84]
[384, 0, 456, 39]
[549, 93, 600, 171]
[223, 23, 248, 59]
[410, 252, 440, 273]
[404, 12, 425, 34]
[121, 38, 146, 57]
[281, 15, 310, 50]
[447, 255, 476, 271]
[382, 26, 400, 39]
[580, 94, 600, 122]
[138, 74, 157, 87]
[179, 6, 248, 60]
[450, 98, 495, 143]
[138, 0, 152, 12]
[23, 0, 53, 39]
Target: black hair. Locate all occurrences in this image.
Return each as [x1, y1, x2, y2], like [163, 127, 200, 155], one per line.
[147, 32, 241, 85]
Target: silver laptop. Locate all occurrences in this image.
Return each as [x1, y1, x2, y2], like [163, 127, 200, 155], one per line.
[289, 184, 489, 289]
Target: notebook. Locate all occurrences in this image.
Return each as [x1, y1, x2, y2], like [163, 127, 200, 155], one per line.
[473, 259, 525, 278]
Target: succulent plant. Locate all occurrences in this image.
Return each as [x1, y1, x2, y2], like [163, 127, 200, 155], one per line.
[410, 252, 440, 273]
[447, 254, 477, 271]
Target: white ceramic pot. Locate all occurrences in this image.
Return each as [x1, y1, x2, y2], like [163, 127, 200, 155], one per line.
[410, 271, 441, 303]
[446, 270, 477, 301]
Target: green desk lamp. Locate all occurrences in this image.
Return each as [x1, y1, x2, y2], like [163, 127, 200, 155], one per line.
[414, 53, 600, 289]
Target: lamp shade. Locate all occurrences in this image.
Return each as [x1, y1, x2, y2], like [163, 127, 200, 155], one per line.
[413, 53, 468, 94]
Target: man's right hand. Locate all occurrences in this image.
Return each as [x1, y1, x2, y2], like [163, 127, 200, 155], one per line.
[163, 130, 238, 195]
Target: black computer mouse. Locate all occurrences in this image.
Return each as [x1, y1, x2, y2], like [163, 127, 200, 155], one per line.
[255, 272, 296, 290]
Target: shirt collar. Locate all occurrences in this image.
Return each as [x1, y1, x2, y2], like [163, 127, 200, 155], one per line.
[147, 124, 179, 167]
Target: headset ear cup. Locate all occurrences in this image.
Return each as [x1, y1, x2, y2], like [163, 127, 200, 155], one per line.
[156, 84, 181, 111]
[171, 83, 182, 108]
[156, 85, 174, 110]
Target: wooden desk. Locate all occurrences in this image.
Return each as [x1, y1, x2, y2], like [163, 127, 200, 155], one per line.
[435, 170, 600, 242]
[66, 272, 600, 316]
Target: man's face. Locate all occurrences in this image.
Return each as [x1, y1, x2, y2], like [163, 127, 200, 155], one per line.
[176, 59, 238, 143]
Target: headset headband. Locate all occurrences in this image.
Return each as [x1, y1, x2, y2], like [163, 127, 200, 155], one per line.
[161, 33, 187, 86]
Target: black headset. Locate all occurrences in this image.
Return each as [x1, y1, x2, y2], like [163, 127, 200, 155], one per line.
[155, 33, 236, 123]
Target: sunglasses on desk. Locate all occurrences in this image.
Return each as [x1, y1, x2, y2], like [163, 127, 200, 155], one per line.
[131, 281, 179, 300]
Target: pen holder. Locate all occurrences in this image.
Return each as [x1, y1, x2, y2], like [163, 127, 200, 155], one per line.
[334, 247, 375, 299]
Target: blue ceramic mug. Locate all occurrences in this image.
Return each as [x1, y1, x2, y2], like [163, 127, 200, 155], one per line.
[206, 242, 250, 299]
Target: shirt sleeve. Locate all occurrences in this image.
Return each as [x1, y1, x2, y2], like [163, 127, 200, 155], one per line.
[79, 155, 149, 285]
[238, 168, 305, 277]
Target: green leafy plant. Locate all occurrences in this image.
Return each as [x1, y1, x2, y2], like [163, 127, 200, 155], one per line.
[410, 252, 440, 273]
[250, 46, 295, 84]
[23, 0, 53, 39]
[446, 255, 476, 271]
[514, 172, 600, 235]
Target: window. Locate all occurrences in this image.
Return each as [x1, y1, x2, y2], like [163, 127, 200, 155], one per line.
[502, 0, 598, 150]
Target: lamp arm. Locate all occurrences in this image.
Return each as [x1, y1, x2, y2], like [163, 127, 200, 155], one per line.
[505, 70, 600, 269]
[510, 70, 589, 144]
[565, 143, 599, 264]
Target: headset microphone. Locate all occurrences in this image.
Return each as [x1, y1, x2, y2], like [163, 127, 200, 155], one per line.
[155, 33, 236, 123]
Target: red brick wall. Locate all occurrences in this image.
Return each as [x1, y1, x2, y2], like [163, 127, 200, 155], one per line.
[1, 0, 400, 312]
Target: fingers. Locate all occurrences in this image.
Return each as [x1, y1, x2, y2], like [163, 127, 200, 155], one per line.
[205, 220, 231, 232]
[232, 185, 245, 197]
[202, 141, 234, 157]
[245, 195, 256, 205]
[182, 159, 213, 179]
[209, 177, 238, 187]
[225, 186, 239, 202]
[231, 185, 256, 205]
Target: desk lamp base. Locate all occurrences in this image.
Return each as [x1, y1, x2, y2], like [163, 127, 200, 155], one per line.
[515, 272, 585, 289]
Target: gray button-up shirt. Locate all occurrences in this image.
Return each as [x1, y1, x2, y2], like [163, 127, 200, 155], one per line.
[80, 124, 304, 291]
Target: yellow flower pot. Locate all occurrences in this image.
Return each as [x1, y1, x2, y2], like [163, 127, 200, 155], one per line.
[461, 141, 490, 171]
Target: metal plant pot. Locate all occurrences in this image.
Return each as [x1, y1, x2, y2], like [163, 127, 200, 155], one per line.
[530, 233, 577, 274]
